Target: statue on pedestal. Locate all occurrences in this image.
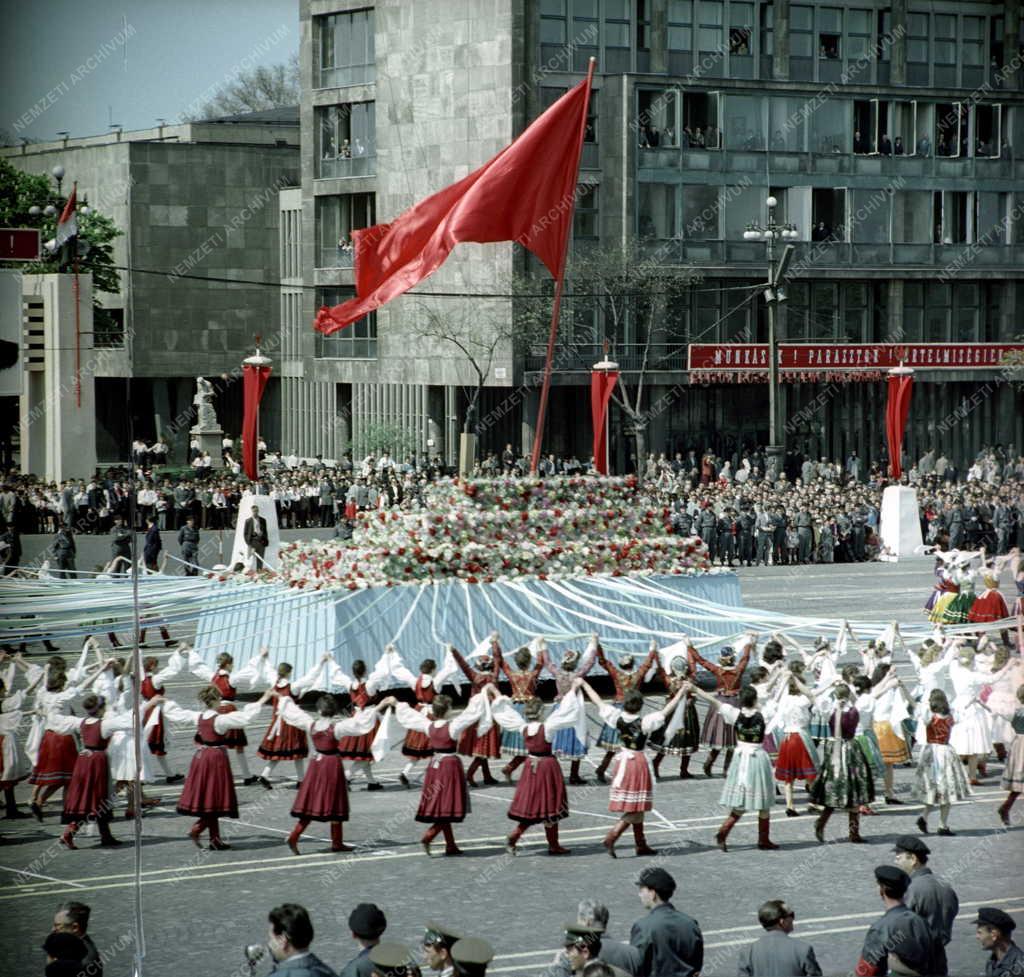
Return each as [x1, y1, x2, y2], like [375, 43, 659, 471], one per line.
[192, 376, 219, 432]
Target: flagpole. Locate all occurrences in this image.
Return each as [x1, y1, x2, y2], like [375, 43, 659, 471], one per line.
[529, 56, 596, 475]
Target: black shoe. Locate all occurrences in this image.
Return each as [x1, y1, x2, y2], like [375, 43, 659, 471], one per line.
[786, 808, 800, 817]
[884, 796, 903, 805]
[30, 803, 44, 822]
[289, 782, 302, 790]
[936, 827, 955, 837]
[242, 776, 259, 786]
[399, 773, 411, 789]
[366, 782, 383, 791]
[916, 816, 929, 835]
[165, 774, 184, 784]
[4, 809, 32, 820]
[257, 776, 273, 790]
[99, 837, 124, 847]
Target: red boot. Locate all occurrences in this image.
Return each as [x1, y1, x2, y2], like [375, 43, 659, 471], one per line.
[330, 822, 354, 853]
[633, 822, 658, 856]
[506, 822, 527, 855]
[287, 820, 306, 856]
[757, 816, 779, 850]
[545, 823, 570, 856]
[715, 811, 741, 851]
[603, 820, 630, 858]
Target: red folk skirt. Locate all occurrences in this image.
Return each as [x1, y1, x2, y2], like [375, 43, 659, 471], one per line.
[508, 754, 569, 825]
[967, 590, 1009, 623]
[62, 750, 112, 824]
[30, 730, 79, 786]
[177, 745, 239, 819]
[774, 731, 819, 783]
[291, 751, 349, 822]
[218, 703, 248, 749]
[257, 716, 309, 761]
[608, 749, 654, 813]
[337, 719, 379, 761]
[144, 700, 167, 756]
[402, 727, 433, 759]
[457, 723, 501, 760]
[416, 752, 469, 824]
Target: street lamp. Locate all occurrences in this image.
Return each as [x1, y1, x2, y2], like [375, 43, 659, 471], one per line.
[592, 351, 619, 475]
[743, 196, 799, 473]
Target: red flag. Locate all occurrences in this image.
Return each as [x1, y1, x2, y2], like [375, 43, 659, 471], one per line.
[590, 369, 618, 475]
[55, 183, 78, 247]
[242, 364, 271, 481]
[885, 372, 913, 479]
[315, 81, 592, 334]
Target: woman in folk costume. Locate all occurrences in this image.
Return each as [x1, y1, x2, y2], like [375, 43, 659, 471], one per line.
[487, 684, 582, 855]
[0, 654, 41, 820]
[392, 688, 490, 856]
[162, 685, 274, 849]
[650, 651, 700, 781]
[772, 665, 824, 817]
[188, 649, 269, 785]
[45, 693, 143, 849]
[969, 573, 1009, 625]
[913, 689, 972, 836]
[746, 665, 787, 758]
[451, 636, 502, 786]
[593, 639, 660, 783]
[871, 664, 913, 804]
[389, 654, 441, 788]
[850, 675, 888, 816]
[577, 677, 688, 858]
[494, 640, 545, 782]
[1011, 548, 1024, 617]
[942, 565, 977, 624]
[949, 642, 1007, 784]
[985, 683, 1024, 826]
[277, 692, 396, 855]
[256, 650, 323, 787]
[982, 631, 1024, 764]
[690, 635, 754, 777]
[28, 655, 106, 820]
[924, 550, 956, 616]
[906, 636, 957, 704]
[317, 652, 386, 790]
[139, 647, 187, 783]
[810, 683, 876, 844]
[686, 682, 781, 852]
[540, 637, 598, 784]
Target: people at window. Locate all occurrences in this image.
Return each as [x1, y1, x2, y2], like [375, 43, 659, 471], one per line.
[879, 134, 892, 156]
[853, 129, 868, 154]
[339, 139, 351, 159]
[916, 135, 931, 157]
[893, 137, 904, 155]
[640, 123, 660, 149]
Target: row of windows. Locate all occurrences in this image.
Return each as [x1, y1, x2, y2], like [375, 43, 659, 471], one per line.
[317, 9, 375, 89]
[315, 287, 377, 359]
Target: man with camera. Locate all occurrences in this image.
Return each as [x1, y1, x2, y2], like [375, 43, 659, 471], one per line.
[249, 904, 337, 977]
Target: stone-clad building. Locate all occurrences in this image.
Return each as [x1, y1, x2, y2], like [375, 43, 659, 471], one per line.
[297, 0, 1024, 470]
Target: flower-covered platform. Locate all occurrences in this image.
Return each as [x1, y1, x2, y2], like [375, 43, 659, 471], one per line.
[191, 477, 742, 673]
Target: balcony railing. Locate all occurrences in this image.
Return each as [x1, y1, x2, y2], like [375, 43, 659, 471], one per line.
[317, 154, 376, 179]
[524, 343, 688, 373]
[316, 244, 355, 269]
[316, 64, 375, 89]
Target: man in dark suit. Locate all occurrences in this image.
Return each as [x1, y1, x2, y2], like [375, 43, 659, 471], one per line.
[243, 504, 269, 569]
[266, 903, 337, 977]
[53, 901, 102, 977]
[894, 836, 958, 976]
[52, 523, 77, 579]
[737, 900, 821, 976]
[143, 516, 162, 572]
[339, 903, 387, 977]
[110, 516, 132, 575]
[856, 866, 938, 977]
[629, 867, 703, 977]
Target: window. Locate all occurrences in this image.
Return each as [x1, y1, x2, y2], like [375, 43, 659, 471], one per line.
[850, 188, 890, 244]
[818, 8, 842, 59]
[812, 188, 846, 240]
[638, 89, 679, 146]
[682, 185, 719, 239]
[668, 0, 692, 50]
[935, 103, 967, 157]
[723, 183, 766, 239]
[976, 192, 1008, 245]
[637, 0, 651, 50]
[574, 184, 599, 239]
[317, 9, 375, 88]
[770, 97, 806, 151]
[698, 0, 723, 54]
[729, 3, 753, 54]
[540, 0, 567, 44]
[790, 4, 814, 57]
[893, 190, 932, 243]
[683, 92, 720, 148]
[316, 103, 376, 178]
[841, 283, 868, 342]
[953, 285, 979, 342]
[94, 307, 125, 348]
[315, 288, 377, 358]
[902, 282, 924, 342]
[604, 0, 630, 48]
[963, 16, 985, 67]
[934, 14, 956, 66]
[924, 283, 951, 340]
[907, 12, 929, 66]
[975, 105, 1002, 158]
[316, 193, 375, 269]
[761, 2, 773, 56]
[936, 191, 969, 244]
[846, 9, 872, 60]
[638, 183, 677, 238]
[876, 8, 892, 61]
[726, 93, 764, 150]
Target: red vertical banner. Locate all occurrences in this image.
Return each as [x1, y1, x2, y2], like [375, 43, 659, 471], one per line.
[242, 364, 272, 481]
[885, 372, 913, 479]
[590, 370, 618, 475]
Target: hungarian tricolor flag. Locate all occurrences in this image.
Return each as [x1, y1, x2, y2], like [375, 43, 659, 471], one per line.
[55, 183, 78, 248]
[315, 80, 593, 334]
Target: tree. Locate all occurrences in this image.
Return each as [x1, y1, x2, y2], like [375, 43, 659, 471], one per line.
[355, 421, 420, 461]
[185, 55, 299, 120]
[514, 240, 700, 468]
[0, 157, 122, 297]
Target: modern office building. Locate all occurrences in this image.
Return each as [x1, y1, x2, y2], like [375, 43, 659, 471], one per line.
[2, 111, 300, 465]
[298, 0, 1023, 470]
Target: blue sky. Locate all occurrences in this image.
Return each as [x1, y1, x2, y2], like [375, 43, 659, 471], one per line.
[0, 0, 299, 142]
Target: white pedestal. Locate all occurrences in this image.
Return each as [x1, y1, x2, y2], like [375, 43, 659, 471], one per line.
[230, 491, 281, 572]
[879, 485, 925, 561]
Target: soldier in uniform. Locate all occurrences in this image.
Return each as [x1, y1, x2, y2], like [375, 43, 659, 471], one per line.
[451, 938, 494, 977]
[796, 507, 814, 564]
[629, 867, 703, 977]
[697, 504, 718, 564]
[562, 925, 630, 977]
[177, 515, 200, 575]
[421, 922, 461, 977]
[368, 942, 416, 977]
[948, 501, 965, 549]
[755, 506, 774, 566]
[716, 508, 737, 567]
[974, 907, 1024, 977]
[671, 503, 693, 537]
[851, 507, 867, 562]
[772, 506, 788, 565]
[110, 516, 132, 575]
[736, 900, 822, 977]
[893, 836, 958, 977]
[738, 507, 756, 567]
[855, 865, 938, 977]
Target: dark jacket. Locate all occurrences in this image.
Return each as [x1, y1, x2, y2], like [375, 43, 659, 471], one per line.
[337, 947, 373, 977]
[244, 515, 269, 549]
[629, 903, 703, 977]
[737, 930, 821, 976]
[143, 524, 162, 559]
[270, 951, 338, 977]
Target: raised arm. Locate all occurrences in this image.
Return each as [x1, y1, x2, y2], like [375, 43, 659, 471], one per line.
[393, 700, 432, 734]
[213, 690, 273, 733]
[449, 646, 477, 683]
[688, 645, 720, 676]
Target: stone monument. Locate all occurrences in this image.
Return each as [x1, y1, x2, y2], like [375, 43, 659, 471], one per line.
[190, 376, 224, 469]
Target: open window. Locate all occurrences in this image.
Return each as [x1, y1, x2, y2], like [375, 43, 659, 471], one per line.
[936, 102, 965, 157]
[914, 103, 935, 156]
[853, 100, 872, 153]
[682, 91, 721, 148]
[975, 104, 1002, 158]
[870, 98, 891, 154]
[812, 188, 846, 241]
[935, 191, 969, 243]
[783, 186, 813, 240]
[818, 32, 840, 59]
[892, 102, 915, 156]
[638, 89, 679, 147]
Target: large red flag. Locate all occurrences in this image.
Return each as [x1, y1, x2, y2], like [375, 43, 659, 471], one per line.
[242, 364, 271, 481]
[885, 371, 913, 479]
[315, 81, 592, 334]
[590, 369, 618, 475]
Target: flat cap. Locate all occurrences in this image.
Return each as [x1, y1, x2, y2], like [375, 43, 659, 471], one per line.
[423, 921, 463, 949]
[634, 866, 677, 898]
[891, 836, 930, 857]
[874, 865, 910, 896]
[368, 942, 414, 976]
[41, 932, 86, 961]
[973, 908, 1016, 934]
[349, 902, 387, 939]
[451, 937, 494, 977]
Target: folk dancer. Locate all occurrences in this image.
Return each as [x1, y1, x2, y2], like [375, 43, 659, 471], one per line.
[540, 637, 598, 784]
[451, 638, 502, 787]
[913, 689, 972, 836]
[593, 639, 659, 784]
[690, 635, 753, 777]
[494, 640, 544, 782]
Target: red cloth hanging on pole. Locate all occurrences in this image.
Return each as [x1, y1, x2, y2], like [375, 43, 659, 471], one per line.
[885, 371, 913, 478]
[590, 370, 618, 475]
[242, 364, 271, 481]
